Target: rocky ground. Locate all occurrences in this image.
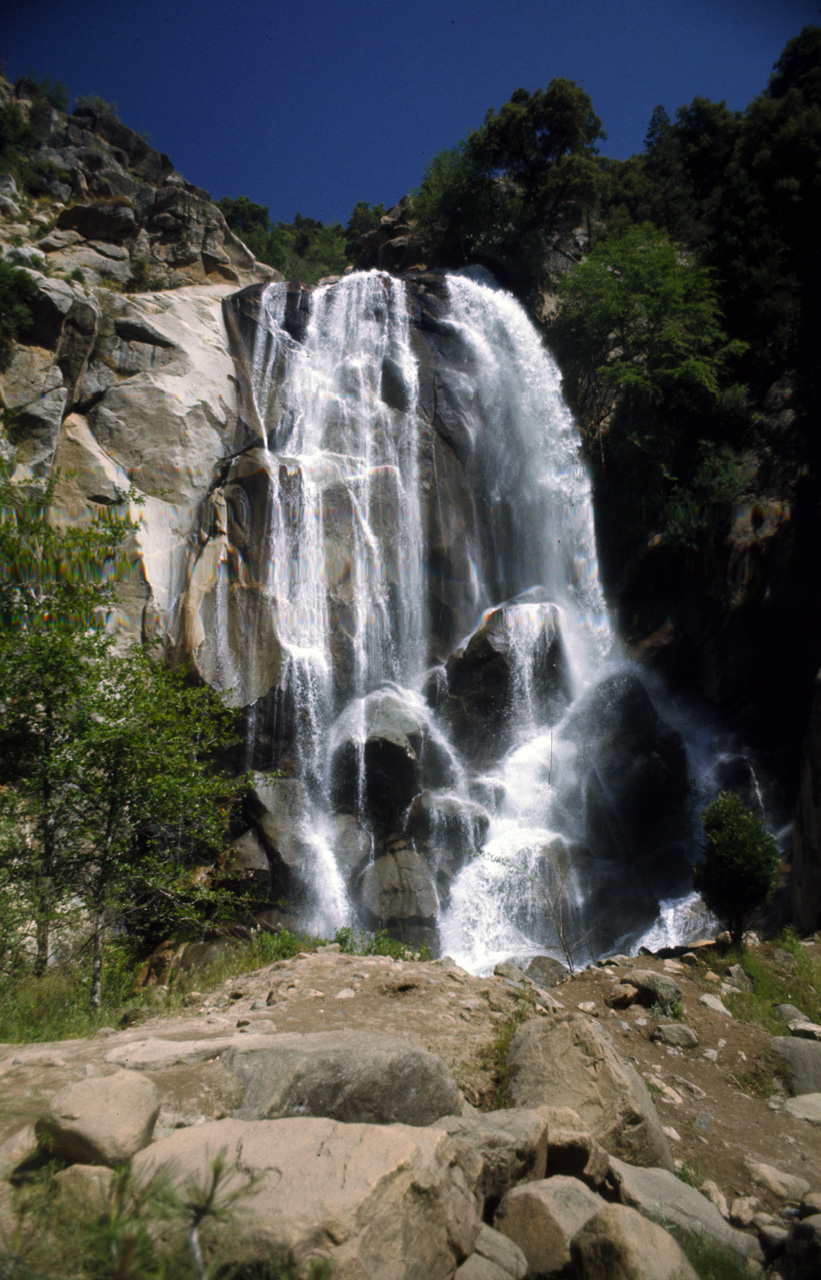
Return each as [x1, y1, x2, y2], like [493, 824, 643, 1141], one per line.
[4, 938, 821, 1277]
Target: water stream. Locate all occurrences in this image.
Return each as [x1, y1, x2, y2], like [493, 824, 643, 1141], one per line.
[213, 268, 737, 970]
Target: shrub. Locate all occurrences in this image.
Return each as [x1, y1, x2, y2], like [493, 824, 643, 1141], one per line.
[0, 260, 36, 369]
[693, 792, 780, 947]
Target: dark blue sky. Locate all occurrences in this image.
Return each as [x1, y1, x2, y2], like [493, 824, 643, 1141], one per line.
[3, 0, 819, 226]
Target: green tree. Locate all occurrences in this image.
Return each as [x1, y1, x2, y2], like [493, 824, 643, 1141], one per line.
[0, 261, 36, 369]
[0, 466, 245, 1004]
[551, 224, 745, 488]
[693, 792, 780, 948]
[344, 200, 386, 258]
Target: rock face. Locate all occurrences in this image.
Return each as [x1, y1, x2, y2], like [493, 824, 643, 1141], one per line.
[558, 671, 692, 902]
[35, 1070, 160, 1166]
[505, 1016, 674, 1171]
[223, 1030, 466, 1125]
[794, 669, 821, 933]
[132, 1116, 481, 1280]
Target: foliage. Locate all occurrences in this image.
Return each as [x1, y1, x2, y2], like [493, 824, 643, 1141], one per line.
[125, 258, 164, 293]
[218, 196, 349, 284]
[0, 261, 36, 369]
[650, 994, 684, 1020]
[675, 1153, 704, 1188]
[692, 793, 780, 948]
[676, 1228, 764, 1280]
[344, 199, 386, 258]
[479, 996, 535, 1109]
[73, 93, 121, 120]
[14, 72, 70, 112]
[413, 78, 604, 281]
[707, 929, 821, 1033]
[0, 466, 246, 1007]
[332, 925, 430, 960]
[0, 1157, 322, 1280]
[0, 94, 60, 196]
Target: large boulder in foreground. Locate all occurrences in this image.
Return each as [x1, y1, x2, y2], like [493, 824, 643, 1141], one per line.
[571, 1203, 699, 1280]
[428, 1110, 548, 1215]
[132, 1116, 480, 1280]
[35, 1070, 160, 1167]
[224, 1031, 465, 1126]
[506, 1016, 673, 1171]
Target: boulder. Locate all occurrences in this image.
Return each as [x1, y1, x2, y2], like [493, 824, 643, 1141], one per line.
[428, 1110, 548, 1213]
[783, 1213, 821, 1280]
[608, 1157, 763, 1260]
[626, 970, 682, 1007]
[248, 777, 313, 884]
[51, 1163, 115, 1211]
[330, 687, 455, 831]
[745, 1158, 810, 1201]
[570, 1203, 699, 1280]
[506, 1016, 673, 1170]
[357, 843, 438, 927]
[224, 1031, 465, 1126]
[651, 1024, 698, 1048]
[454, 1225, 528, 1280]
[440, 597, 571, 765]
[132, 1117, 481, 1280]
[784, 1094, 821, 1125]
[525, 955, 568, 988]
[770, 1037, 821, 1095]
[494, 1176, 603, 1277]
[35, 1069, 160, 1166]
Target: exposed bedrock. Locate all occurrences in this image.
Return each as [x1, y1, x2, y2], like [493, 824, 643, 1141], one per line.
[558, 669, 692, 901]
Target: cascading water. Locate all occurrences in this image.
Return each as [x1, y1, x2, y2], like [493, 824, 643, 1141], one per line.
[212, 267, 731, 969]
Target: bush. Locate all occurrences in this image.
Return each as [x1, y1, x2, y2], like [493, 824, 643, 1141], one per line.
[693, 792, 780, 947]
[0, 260, 36, 369]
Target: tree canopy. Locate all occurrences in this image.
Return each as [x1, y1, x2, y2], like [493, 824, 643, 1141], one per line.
[693, 792, 780, 947]
[0, 467, 246, 1006]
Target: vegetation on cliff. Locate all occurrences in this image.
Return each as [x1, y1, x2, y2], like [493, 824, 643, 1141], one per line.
[0, 468, 246, 1009]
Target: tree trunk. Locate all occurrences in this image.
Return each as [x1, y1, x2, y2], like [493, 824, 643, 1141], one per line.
[90, 911, 104, 1010]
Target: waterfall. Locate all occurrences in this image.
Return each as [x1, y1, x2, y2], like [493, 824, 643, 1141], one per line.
[213, 268, 723, 968]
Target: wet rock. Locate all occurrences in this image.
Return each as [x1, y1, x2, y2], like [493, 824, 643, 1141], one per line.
[439, 598, 571, 765]
[357, 842, 438, 927]
[559, 670, 691, 900]
[330, 687, 453, 832]
[406, 790, 490, 894]
[506, 1015, 673, 1170]
[225, 1030, 465, 1126]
